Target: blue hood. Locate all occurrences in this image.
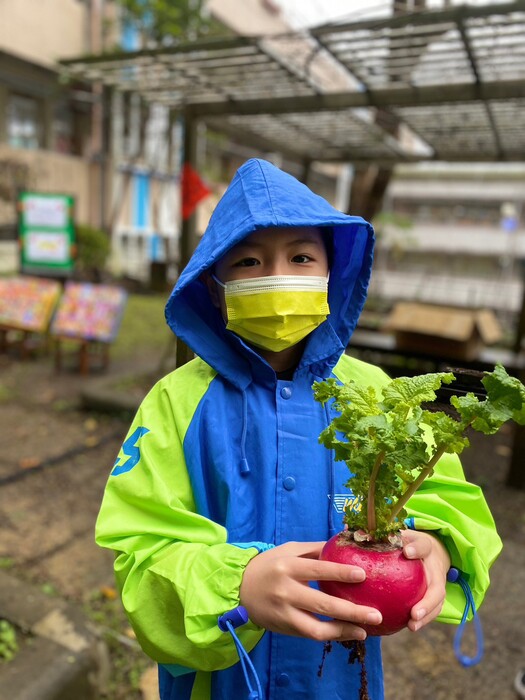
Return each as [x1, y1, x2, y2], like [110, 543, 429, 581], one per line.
[165, 158, 375, 386]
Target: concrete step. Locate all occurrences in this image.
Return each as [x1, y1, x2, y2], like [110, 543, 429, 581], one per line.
[0, 570, 108, 700]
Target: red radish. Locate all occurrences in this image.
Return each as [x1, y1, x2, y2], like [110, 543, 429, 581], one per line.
[319, 532, 427, 636]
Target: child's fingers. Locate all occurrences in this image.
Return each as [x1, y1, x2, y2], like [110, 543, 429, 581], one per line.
[273, 605, 369, 642]
[279, 541, 335, 560]
[400, 530, 449, 631]
[290, 583, 382, 629]
[282, 541, 326, 559]
[407, 598, 444, 631]
[400, 529, 432, 559]
[263, 542, 366, 581]
[409, 576, 446, 627]
[285, 607, 369, 642]
[252, 581, 381, 641]
[301, 557, 366, 583]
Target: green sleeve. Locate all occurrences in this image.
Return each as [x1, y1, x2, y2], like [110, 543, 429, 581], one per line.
[335, 353, 391, 389]
[95, 363, 264, 670]
[406, 452, 502, 623]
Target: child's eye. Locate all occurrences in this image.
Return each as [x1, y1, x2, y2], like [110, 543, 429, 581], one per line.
[234, 257, 259, 267]
[291, 254, 312, 263]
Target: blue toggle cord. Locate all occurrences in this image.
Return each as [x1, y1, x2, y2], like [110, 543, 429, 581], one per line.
[218, 607, 262, 700]
[447, 567, 484, 667]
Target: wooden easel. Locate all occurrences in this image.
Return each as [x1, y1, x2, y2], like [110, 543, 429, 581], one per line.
[53, 337, 110, 375]
[0, 324, 49, 359]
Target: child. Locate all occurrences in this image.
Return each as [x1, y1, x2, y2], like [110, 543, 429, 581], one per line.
[96, 158, 502, 700]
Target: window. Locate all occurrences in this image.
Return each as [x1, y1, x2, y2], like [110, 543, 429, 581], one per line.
[7, 95, 42, 150]
[52, 101, 73, 154]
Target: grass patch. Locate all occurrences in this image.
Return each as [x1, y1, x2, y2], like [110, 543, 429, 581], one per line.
[40, 582, 59, 597]
[112, 293, 173, 362]
[0, 619, 19, 662]
[0, 384, 12, 404]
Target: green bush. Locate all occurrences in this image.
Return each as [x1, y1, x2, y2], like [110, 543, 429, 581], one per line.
[75, 223, 111, 279]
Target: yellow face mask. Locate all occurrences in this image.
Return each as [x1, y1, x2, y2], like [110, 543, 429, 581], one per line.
[214, 275, 330, 352]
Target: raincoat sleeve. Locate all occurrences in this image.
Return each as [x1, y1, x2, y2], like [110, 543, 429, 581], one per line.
[95, 367, 265, 671]
[405, 452, 502, 623]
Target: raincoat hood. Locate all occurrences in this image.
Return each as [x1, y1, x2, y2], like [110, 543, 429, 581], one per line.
[165, 158, 375, 385]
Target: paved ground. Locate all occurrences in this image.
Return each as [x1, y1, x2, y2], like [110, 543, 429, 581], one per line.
[0, 348, 524, 699]
[0, 354, 134, 600]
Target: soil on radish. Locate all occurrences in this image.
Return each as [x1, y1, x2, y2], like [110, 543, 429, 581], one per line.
[318, 639, 370, 700]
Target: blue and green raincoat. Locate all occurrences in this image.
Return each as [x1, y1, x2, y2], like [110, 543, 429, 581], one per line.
[96, 158, 502, 700]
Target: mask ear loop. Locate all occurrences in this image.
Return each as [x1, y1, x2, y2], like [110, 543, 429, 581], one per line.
[211, 274, 226, 289]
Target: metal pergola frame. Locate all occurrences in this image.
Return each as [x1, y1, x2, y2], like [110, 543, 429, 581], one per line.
[61, 1, 525, 165]
[60, 2, 525, 472]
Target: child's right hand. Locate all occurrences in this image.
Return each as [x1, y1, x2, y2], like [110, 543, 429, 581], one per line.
[239, 541, 382, 641]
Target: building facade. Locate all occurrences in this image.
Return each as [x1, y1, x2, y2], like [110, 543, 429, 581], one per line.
[0, 0, 182, 281]
[370, 162, 525, 338]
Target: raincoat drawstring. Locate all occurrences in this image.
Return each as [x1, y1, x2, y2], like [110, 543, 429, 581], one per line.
[240, 388, 250, 475]
[447, 567, 484, 667]
[323, 401, 337, 537]
[405, 519, 484, 667]
[218, 607, 262, 699]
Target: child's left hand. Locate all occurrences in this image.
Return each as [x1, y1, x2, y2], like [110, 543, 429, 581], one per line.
[400, 529, 451, 632]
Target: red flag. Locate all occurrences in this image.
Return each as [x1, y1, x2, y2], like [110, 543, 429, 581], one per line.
[181, 163, 211, 220]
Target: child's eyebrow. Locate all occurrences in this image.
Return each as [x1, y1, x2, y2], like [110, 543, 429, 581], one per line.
[230, 242, 262, 252]
[232, 237, 322, 252]
[286, 237, 324, 247]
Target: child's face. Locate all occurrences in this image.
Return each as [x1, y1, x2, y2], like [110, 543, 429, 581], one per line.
[214, 226, 329, 285]
[206, 226, 330, 368]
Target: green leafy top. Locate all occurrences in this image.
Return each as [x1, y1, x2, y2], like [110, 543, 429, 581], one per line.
[313, 364, 525, 541]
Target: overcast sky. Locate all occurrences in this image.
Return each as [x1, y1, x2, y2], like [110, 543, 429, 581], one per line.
[275, 0, 511, 28]
[275, 0, 390, 28]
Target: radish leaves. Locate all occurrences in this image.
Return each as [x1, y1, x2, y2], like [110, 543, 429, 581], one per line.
[313, 364, 525, 541]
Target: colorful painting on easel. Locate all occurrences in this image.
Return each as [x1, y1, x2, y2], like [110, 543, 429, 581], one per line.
[50, 283, 127, 343]
[0, 277, 61, 332]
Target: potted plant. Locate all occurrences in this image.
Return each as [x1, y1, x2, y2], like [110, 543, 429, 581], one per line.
[313, 363, 524, 637]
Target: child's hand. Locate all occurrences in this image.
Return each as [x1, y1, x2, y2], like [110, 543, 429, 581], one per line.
[239, 541, 382, 641]
[401, 529, 451, 632]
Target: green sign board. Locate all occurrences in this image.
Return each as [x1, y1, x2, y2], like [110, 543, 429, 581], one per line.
[18, 192, 75, 277]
